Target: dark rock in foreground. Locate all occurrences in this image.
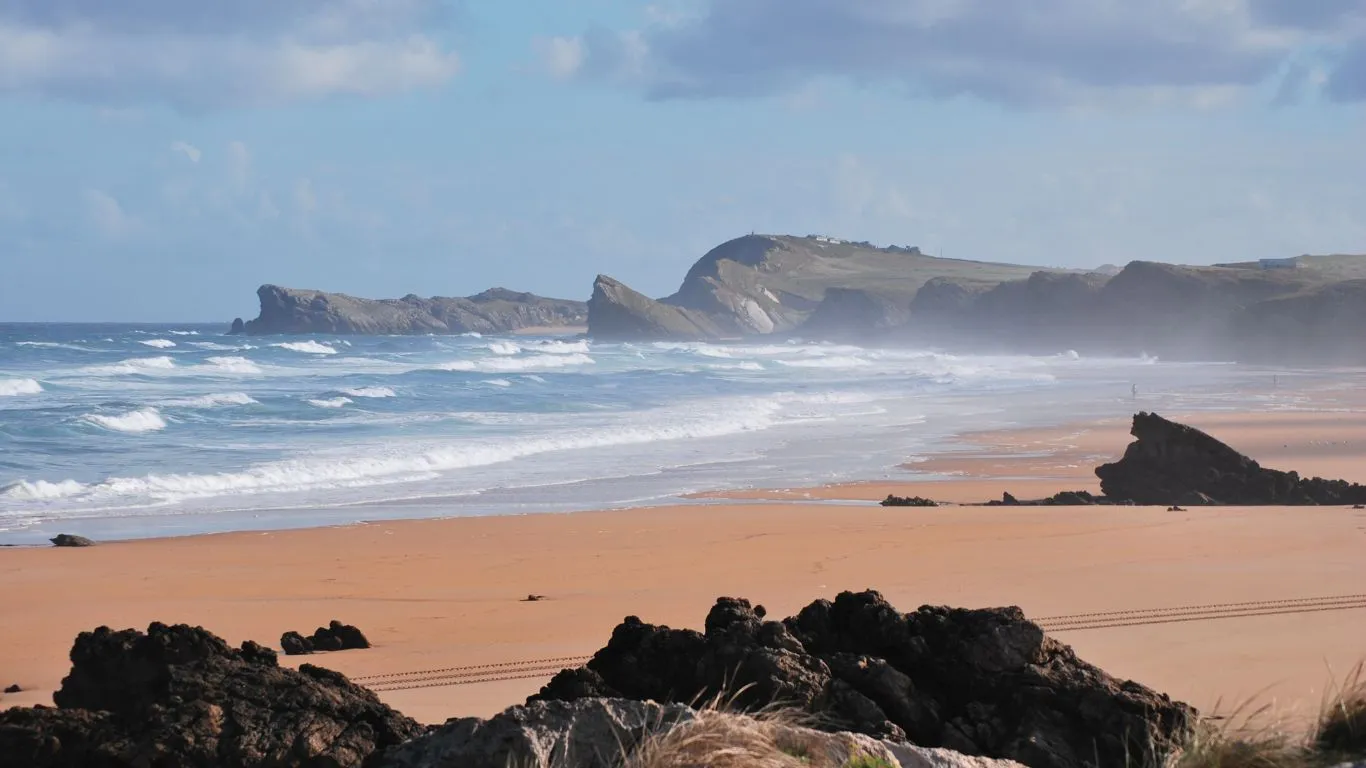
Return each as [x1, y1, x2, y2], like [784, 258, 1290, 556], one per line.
[49, 534, 94, 548]
[0, 623, 422, 768]
[281, 619, 371, 655]
[533, 591, 1194, 768]
[881, 495, 938, 507]
[3, 684, 19, 694]
[1096, 412, 1366, 505]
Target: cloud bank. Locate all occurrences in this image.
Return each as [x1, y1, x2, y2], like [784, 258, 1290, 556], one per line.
[554, 0, 1366, 106]
[0, 0, 461, 108]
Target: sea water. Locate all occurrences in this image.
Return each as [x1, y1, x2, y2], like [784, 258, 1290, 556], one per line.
[0, 323, 1293, 544]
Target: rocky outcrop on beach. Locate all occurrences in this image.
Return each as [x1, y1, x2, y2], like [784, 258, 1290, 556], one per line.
[1095, 412, 1366, 506]
[586, 235, 1047, 342]
[235, 284, 587, 336]
[49, 534, 94, 548]
[533, 591, 1194, 768]
[281, 620, 371, 655]
[378, 697, 1024, 768]
[0, 622, 423, 768]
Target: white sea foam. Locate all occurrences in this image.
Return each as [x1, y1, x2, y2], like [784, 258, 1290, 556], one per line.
[168, 330, 200, 336]
[487, 341, 522, 355]
[307, 397, 352, 409]
[16, 341, 92, 351]
[273, 341, 338, 355]
[189, 341, 251, 351]
[202, 356, 263, 375]
[83, 356, 178, 376]
[461, 332, 483, 338]
[1, 479, 85, 500]
[776, 356, 871, 369]
[484, 379, 513, 388]
[340, 387, 396, 399]
[438, 353, 595, 373]
[709, 362, 765, 371]
[534, 340, 590, 354]
[165, 392, 257, 408]
[82, 407, 168, 433]
[524, 375, 548, 383]
[11, 396, 788, 506]
[139, 339, 177, 349]
[0, 378, 43, 396]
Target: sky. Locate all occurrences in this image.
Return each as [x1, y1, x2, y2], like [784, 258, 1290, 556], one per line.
[1, 1, 1365, 322]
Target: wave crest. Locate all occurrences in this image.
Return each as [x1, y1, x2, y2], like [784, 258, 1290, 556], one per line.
[340, 387, 396, 398]
[139, 339, 177, 349]
[82, 407, 168, 433]
[306, 397, 352, 409]
[438, 353, 595, 373]
[0, 378, 42, 396]
[273, 341, 338, 355]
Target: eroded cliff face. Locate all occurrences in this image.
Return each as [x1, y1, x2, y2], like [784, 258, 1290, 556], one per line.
[586, 235, 1047, 343]
[236, 285, 587, 335]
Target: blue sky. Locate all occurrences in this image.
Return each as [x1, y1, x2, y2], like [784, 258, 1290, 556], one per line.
[1, 1, 1364, 321]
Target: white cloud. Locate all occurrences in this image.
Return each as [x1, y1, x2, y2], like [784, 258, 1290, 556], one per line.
[170, 140, 201, 163]
[536, 36, 587, 80]
[560, 0, 1366, 106]
[83, 188, 137, 238]
[0, 0, 461, 108]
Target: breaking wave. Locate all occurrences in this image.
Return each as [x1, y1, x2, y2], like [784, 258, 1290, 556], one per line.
[165, 392, 257, 408]
[82, 408, 168, 433]
[139, 339, 177, 349]
[273, 341, 338, 355]
[0, 378, 43, 397]
[83, 356, 178, 376]
[306, 397, 352, 409]
[340, 387, 396, 399]
[202, 357, 263, 375]
[438, 353, 595, 373]
[487, 341, 521, 356]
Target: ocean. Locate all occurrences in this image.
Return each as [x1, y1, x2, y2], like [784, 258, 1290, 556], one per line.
[0, 323, 1292, 544]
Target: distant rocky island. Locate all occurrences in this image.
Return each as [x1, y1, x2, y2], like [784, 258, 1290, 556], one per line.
[230, 234, 1366, 364]
[230, 285, 586, 336]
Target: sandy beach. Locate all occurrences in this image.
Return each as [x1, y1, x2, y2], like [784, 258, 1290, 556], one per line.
[3, 407, 1365, 729]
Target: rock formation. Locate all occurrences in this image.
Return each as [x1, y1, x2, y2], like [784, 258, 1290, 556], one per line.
[377, 697, 1023, 768]
[587, 235, 1047, 342]
[1096, 412, 1366, 506]
[281, 620, 371, 655]
[532, 591, 1194, 768]
[881, 495, 939, 507]
[237, 285, 587, 335]
[49, 534, 94, 548]
[0, 622, 423, 768]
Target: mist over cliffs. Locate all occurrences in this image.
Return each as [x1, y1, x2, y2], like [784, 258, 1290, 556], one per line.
[586, 234, 1366, 365]
[232, 233, 1366, 365]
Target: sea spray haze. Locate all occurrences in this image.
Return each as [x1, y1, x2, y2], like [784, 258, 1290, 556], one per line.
[0, 322, 1281, 544]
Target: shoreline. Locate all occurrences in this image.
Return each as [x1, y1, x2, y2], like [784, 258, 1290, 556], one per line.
[3, 400, 1365, 727]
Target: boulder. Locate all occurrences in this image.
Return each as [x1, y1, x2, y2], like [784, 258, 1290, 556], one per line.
[49, 534, 94, 548]
[881, 495, 939, 507]
[0, 622, 422, 768]
[533, 592, 1194, 768]
[280, 620, 371, 655]
[3, 684, 19, 694]
[376, 697, 1024, 768]
[1096, 412, 1366, 505]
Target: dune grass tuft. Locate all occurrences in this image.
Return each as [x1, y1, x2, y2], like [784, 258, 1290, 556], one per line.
[1314, 662, 1366, 759]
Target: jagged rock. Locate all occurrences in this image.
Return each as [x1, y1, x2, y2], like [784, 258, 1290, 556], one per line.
[586, 275, 728, 340]
[1096, 412, 1366, 505]
[587, 234, 1045, 342]
[241, 285, 587, 335]
[280, 620, 370, 655]
[228, 317, 245, 335]
[3, 684, 19, 694]
[534, 592, 1193, 768]
[881, 495, 939, 507]
[49, 534, 94, 548]
[376, 698, 1024, 768]
[0, 622, 422, 768]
